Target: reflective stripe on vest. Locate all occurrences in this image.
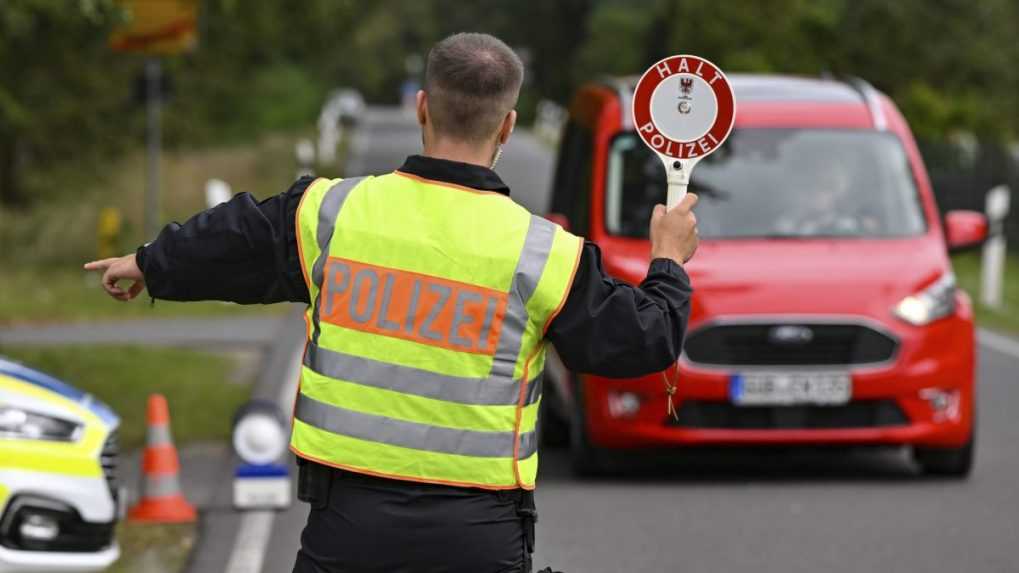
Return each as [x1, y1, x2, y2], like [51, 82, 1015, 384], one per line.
[303, 342, 544, 406]
[290, 173, 582, 490]
[309, 177, 366, 346]
[296, 392, 537, 459]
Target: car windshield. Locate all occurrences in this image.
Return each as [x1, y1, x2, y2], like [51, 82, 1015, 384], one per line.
[605, 128, 928, 239]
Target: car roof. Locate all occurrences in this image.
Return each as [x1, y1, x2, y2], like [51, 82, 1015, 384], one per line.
[593, 73, 884, 131]
[611, 73, 867, 105]
[730, 74, 866, 103]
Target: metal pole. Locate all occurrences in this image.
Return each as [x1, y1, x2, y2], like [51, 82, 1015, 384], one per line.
[144, 57, 162, 240]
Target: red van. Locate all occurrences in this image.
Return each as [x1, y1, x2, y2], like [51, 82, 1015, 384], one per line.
[544, 75, 987, 477]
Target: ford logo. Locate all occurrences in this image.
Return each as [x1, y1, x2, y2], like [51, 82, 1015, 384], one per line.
[768, 325, 814, 345]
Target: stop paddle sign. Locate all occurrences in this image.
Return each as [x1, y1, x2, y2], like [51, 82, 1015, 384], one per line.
[632, 55, 736, 208]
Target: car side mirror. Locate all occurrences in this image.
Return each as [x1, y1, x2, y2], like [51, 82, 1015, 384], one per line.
[545, 212, 571, 231]
[944, 210, 988, 252]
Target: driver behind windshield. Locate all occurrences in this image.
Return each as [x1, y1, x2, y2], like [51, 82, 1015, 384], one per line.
[774, 152, 882, 236]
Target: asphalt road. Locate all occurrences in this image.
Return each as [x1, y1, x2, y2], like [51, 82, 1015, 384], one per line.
[256, 107, 1019, 573]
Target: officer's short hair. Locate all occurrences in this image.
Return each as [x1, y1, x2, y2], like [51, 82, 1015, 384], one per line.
[424, 33, 524, 144]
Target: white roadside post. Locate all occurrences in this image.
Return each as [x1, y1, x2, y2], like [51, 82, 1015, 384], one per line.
[315, 89, 366, 168]
[317, 103, 342, 166]
[317, 92, 345, 166]
[534, 100, 567, 145]
[981, 185, 1012, 309]
[295, 138, 316, 179]
[204, 178, 232, 209]
[631, 55, 736, 209]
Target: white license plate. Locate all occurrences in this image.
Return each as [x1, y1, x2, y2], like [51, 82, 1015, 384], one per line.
[730, 372, 851, 406]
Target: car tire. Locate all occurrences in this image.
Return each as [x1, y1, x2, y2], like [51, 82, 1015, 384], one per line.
[569, 378, 611, 476]
[913, 434, 974, 478]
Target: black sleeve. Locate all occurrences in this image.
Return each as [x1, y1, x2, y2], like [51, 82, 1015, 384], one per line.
[545, 241, 692, 378]
[135, 176, 315, 304]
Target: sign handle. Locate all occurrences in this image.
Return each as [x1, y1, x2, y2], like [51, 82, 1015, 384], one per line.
[667, 181, 687, 209]
[662, 156, 699, 209]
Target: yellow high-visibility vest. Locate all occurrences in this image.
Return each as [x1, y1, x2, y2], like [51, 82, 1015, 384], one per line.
[290, 171, 582, 490]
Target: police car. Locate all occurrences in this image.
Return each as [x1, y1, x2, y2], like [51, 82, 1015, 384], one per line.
[0, 357, 120, 572]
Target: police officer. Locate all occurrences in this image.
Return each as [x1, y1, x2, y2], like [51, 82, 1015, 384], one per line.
[85, 32, 698, 573]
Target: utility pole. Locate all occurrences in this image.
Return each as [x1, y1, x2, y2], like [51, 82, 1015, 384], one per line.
[144, 57, 162, 241]
[109, 0, 198, 239]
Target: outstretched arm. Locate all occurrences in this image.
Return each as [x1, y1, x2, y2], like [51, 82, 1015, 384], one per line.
[84, 176, 315, 304]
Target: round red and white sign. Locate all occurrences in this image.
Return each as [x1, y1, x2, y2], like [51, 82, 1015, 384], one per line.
[632, 55, 735, 160]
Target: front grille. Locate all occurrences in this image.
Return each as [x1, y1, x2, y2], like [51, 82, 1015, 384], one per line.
[684, 322, 898, 366]
[669, 399, 908, 430]
[100, 432, 118, 503]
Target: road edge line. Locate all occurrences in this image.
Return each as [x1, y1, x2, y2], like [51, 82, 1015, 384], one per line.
[978, 328, 1019, 360]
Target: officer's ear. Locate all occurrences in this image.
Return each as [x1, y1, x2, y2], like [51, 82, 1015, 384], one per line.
[497, 110, 516, 145]
[416, 90, 429, 127]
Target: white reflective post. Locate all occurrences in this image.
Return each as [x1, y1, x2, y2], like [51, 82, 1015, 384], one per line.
[295, 138, 316, 179]
[205, 179, 232, 209]
[981, 185, 1011, 309]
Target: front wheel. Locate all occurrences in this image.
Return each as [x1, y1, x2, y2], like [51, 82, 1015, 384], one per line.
[913, 434, 974, 478]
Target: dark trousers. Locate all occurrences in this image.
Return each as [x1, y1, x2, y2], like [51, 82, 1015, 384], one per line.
[292, 461, 534, 573]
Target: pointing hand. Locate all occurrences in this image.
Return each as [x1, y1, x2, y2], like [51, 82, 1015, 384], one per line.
[83, 254, 146, 301]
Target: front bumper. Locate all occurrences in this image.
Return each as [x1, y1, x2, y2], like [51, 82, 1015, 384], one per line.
[582, 317, 975, 450]
[0, 466, 119, 572]
[0, 543, 119, 573]
[0, 492, 118, 573]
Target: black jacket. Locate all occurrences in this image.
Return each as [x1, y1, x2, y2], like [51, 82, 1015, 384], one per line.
[136, 155, 692, 378]
[137, 154, 694, 570]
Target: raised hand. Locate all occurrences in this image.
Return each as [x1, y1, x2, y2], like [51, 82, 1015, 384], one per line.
[649, 192, 699, 264]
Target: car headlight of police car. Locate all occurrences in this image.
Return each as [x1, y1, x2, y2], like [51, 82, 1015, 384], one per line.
[0, 406, 82, 442]
[0, 357, 121, 572]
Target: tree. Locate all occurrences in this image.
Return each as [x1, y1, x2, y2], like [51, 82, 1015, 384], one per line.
[0, 0, 133, 206]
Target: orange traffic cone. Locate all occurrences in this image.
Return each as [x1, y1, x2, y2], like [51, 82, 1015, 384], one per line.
[128, 394, 197, 523]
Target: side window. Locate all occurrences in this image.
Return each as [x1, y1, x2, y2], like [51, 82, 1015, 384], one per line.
[550, 120, 594, 237]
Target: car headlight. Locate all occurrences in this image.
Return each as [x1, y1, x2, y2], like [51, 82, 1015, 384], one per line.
[893, 272, 957, 326]
[0, 405, 82, 441]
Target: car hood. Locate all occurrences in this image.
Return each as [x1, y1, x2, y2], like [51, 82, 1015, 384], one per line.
[0, 356, 119, 429]
[602, 236, 950, 320]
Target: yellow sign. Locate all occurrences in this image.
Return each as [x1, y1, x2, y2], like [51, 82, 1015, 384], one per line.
[109, 0, 198, 55]
[97, 207, 123, 259]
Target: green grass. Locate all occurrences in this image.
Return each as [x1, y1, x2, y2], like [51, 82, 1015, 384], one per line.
[951, 251, 1019, 336]
[108, 523, 196, 573]
[0, 127, 340, 324]
[0, 345, 252, 450]
[0, 268, 287, 325]
[1, 132, 310, 267]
